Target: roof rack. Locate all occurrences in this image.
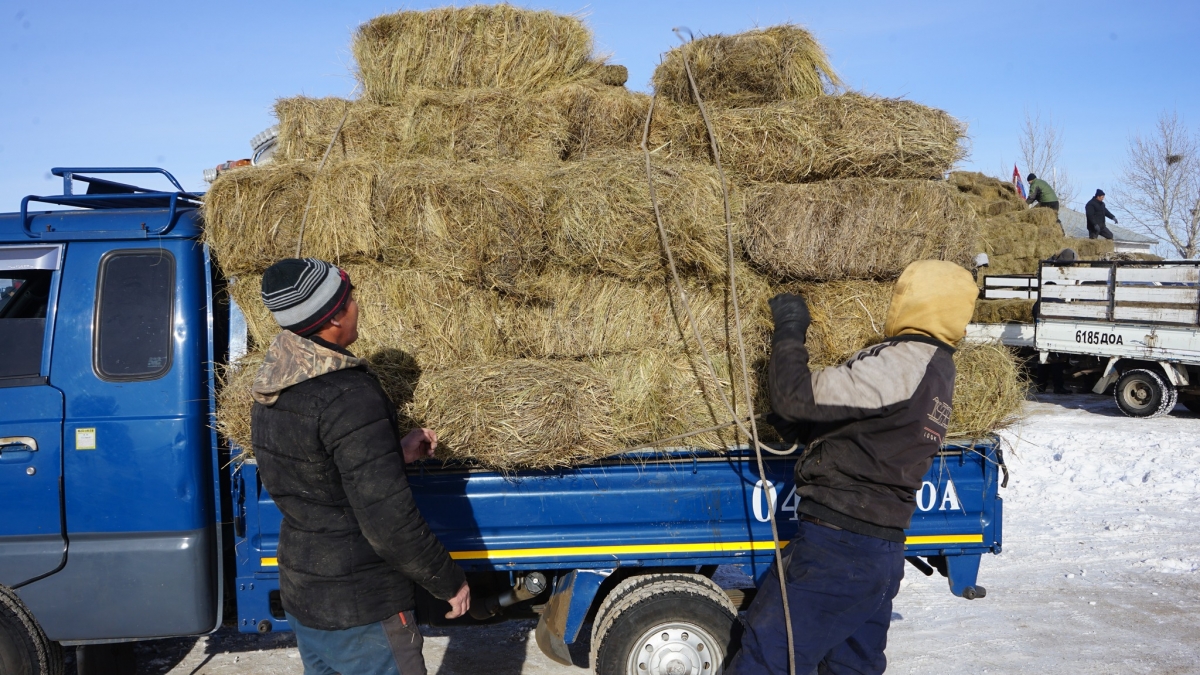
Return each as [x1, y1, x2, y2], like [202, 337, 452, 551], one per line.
[20, 167, 204, 238]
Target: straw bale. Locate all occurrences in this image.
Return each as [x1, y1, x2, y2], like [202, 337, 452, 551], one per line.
[353, 5, 602, 102]
[410, 359, 619, 470]
[591, 349, 732, 450]
[597, 64, 629, 86]
[654, 94, 966, 183]
[787, 281, 892, 366]
[972, 299, 1035, 324]
[652, 25, 840, 107]
[203, 159, 549, 286]
[544, 151, 729, 281]
[538, 83, 652, 160]
[228, 265, 509, 366]
[743, 179, 976, 282]
[948, 342, 1028, 439]
[955, 172, 1118, 277]
[215, 354, 260, 454]
[503, 270, 740, 359]
[274, 93, 566, 163]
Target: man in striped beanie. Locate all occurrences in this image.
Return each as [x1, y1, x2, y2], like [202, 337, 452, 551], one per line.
[250, 258, 470, 675]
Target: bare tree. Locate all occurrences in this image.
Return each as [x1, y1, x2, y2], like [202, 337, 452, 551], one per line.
[1019, 109, 1078, 207]
[1117, 111, 1200, 258]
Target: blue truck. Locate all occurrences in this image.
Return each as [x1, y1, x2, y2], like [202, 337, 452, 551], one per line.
[0, 169, 1004, 675]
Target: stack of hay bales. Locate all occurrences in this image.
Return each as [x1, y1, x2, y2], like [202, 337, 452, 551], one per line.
[206, 8, 1025, 470]
[949, 171, 1115, 324]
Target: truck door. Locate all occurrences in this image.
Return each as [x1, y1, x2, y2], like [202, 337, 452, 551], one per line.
[0, 245, 66, 588]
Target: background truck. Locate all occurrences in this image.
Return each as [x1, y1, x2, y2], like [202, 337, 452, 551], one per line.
[969, 260, 1200, 417]
[1, 168, 1004, 675]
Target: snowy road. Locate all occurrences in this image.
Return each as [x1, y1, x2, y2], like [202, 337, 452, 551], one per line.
[103, 393, 1200, 674]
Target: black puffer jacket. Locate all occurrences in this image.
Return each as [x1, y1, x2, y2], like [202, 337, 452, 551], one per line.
[250, 331, 465, 630]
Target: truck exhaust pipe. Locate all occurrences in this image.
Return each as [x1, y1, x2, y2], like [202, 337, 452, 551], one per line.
[470, 572, 548, 620]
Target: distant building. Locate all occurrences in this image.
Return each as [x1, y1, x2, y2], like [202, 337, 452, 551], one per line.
[1060, 207, 1156, 254]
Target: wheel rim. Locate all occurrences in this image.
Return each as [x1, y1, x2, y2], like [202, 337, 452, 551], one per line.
[1121, 378, 1155, 411]
[626, 622, 722, 675]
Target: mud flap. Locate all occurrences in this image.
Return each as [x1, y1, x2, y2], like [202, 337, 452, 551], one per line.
[533, 569, 611, 665]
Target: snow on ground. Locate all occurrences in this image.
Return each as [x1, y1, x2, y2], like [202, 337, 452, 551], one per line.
[109, 393, 1199, 674]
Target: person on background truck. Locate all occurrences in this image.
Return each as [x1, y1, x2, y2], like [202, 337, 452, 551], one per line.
[1026, 172, 1061, 223]
[727, 260, 979, 675]
[1085, 189, 1118, 240]
[250, 258, 469, 675]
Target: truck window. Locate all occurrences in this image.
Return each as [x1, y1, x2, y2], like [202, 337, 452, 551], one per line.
[0, 271, 51, 382]
[94, 250, 175, 381]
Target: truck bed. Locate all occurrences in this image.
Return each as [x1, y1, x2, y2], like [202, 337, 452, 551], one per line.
[231, 441, 1003, 633]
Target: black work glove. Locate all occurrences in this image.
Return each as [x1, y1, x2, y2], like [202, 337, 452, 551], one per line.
[768, 293, 810, 336]
[1113, 218, 1118, 224]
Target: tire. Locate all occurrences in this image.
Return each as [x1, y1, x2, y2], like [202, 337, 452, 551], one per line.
[0, 586, 64, 675]
[1114, 369, 1175, 418]
[590, 574, 736, 675]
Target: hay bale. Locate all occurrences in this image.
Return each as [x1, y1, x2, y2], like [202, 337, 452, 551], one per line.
[655, 94, 966, 183]
[652, 25, 840, 106]
[743, 179, 976, 282]
[354, 6, 602, 102]
[228, 265, 510, 366]
[538, 83, 651, 160]
[597, 64, 629, 86]
[203, 159, 549, 285]
[410, 359, 618, 470]
[216, 355, 260, 453]
[544, 151, 729, 281]
[972, 299, 1035, 324]
[273, 93, 567, 164]
[787, 281, 891, 366]
[956, 171, 1118, 277]
[948, 342, 1027, 439]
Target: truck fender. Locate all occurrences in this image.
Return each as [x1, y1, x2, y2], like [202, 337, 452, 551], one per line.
[534, 569, 612, 665]
[1158, 361, 1189, 387]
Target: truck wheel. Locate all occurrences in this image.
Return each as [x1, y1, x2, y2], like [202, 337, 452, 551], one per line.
[0, 586, 64, 675]
[590, 574, 736, 675]
[1114, 369, 1174, 418]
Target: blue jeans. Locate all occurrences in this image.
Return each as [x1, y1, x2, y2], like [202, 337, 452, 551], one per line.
[286, 610, 426, 675]
[727, 520, 905, 675]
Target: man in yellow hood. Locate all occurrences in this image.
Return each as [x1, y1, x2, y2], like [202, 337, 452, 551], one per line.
[728, 260, 978, 675]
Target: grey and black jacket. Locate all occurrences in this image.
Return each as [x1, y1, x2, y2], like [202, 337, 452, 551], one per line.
[769, 326, 956, 542]
[250, 331, 465, 630]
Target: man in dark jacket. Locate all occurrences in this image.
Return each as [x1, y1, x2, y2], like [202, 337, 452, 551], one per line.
[250, 258, 469, 675]
[727, 260, 979, 675]
[1085, 189, 1118, 239]
[1026, 172, 1061, 223]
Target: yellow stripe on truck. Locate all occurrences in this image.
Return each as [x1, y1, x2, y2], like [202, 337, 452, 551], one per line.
[258, 535, 983, 567]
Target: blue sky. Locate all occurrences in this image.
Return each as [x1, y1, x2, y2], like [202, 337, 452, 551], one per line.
[1, 1, 1196, 212]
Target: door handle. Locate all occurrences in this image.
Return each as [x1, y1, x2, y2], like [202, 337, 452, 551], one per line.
[0, 436, 38, 453]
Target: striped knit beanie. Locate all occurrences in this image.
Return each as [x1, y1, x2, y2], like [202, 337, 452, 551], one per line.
[260, 258, 352, 336]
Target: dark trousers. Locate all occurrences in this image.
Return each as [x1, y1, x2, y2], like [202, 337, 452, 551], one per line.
[1088, 223, 1114, 240]
[287, 610, 427, 675]
[727, 520, 905, 675]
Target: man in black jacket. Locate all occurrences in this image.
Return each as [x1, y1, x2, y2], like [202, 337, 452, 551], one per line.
[250, 258, 469, 675]
[727, 260, 979, 675]
[1085, 189, 1118, 239]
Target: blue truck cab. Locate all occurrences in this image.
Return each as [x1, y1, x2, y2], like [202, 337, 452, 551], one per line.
[0, 169, 1004, 675]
